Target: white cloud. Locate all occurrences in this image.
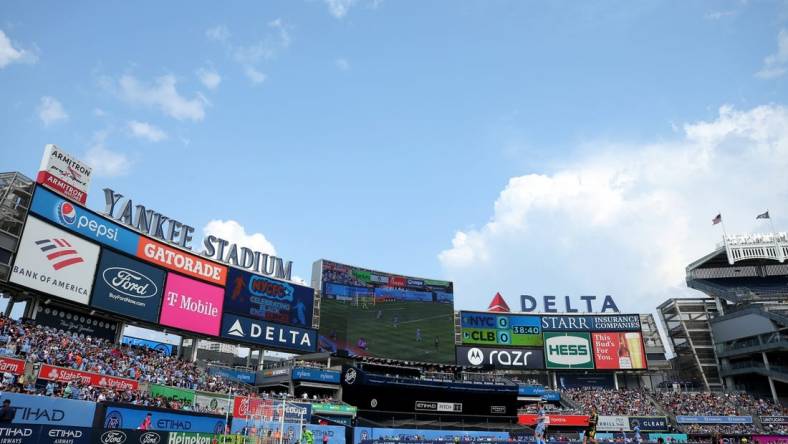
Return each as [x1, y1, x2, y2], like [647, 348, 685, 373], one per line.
[0, 30, 36, 69]
[202, 220, 277, 258]
[756, 29, 788, 79]
[438, 105, 788, 314]
[196, 67, 221, 90]
[84, 131, 132, 177]
[244, 66, 266, 85]
[94, 108, 106, 117]
[335, 58, 350, 71]
[324, 0, 357, 18]
[127, 120, 168, 142]
[37, 96, 68, 126]
[268, 19, 291, 48]
[704, 10, 736, 20]
[206, 25, 230, 42]
[117, 74, 208, 121]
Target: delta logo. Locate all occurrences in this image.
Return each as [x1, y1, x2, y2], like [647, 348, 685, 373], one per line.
[35, 238, 84, 270]
[56, 201, 77, 226]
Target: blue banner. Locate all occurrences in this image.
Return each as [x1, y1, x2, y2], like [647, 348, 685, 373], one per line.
[629, 416, 669, 431]
[121, 336, 176, 356]
[224, 267, 315, 328]
[103, 406, 226, 432]
[542, 391, 560, 401]
[206, 365, 256, 384]
[292, 367, 341, 384]
[676, 416, 753, 424]
[220, 313, 318, 353]
[0, 392, 96, 427]
[517, 385, 546, 396]
[30, 187, 140, 256]
[541, 314, 641, 331]
[91, 249, 166, 323]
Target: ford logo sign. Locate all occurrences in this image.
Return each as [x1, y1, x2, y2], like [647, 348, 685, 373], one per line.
[139, 432, 161, 444]
[101, 430, 127, 444]
[103, 267, 157, 298]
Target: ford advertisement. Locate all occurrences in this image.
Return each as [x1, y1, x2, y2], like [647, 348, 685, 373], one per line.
[90, 249, 166, 323]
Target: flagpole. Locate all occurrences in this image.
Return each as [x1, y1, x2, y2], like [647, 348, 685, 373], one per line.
[767, 210, 777, 234]
[718, 211, 728, 241]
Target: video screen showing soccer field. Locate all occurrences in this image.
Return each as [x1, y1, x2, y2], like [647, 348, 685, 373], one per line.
[315, 260, 455, 363]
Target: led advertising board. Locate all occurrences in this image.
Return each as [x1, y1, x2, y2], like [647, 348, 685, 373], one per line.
[316, 259, 455, 363]
[159, 273, 224, 336]
[36, 144, 92, 205]
[543, 332, 594, 369]
[459, 312, 543, 347]
[455, 346, 545, 369]
[223, 267, 314, 328]
[592, 332, 647, 370]
[30, 187, 140, 256]
[10, 216, 100, 305]
[90, 249, 166, 323]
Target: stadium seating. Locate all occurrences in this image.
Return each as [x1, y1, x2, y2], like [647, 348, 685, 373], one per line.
[562, 388, 660, 416]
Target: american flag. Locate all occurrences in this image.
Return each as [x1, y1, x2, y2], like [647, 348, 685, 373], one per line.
[712, 214, 722, 225]
[35, 238, 84, 270]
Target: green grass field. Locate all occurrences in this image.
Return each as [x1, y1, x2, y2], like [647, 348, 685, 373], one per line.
[319, 299, 455, 363]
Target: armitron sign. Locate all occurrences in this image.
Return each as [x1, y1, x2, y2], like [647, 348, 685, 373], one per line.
[36, 144, 92, 204]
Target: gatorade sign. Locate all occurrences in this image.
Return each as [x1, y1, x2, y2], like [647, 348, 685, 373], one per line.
[543, 332, 594, 369]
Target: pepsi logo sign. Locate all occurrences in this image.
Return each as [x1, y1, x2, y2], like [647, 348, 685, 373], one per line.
[56, 201, 77, 225]
[102, 267, 157, 299]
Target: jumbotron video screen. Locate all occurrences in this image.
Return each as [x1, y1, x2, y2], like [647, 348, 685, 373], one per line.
[315, 260, 455, 363]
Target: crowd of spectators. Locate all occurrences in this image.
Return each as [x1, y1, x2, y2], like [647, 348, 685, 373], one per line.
[562, 388, 659, 416]
[0, 316, 250, 395]
[680, 424, 759, 435]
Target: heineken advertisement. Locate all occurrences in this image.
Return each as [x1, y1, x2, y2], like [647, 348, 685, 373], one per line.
[168, 432, 246, 444]
[312, 402, 358, 416]
[150, 383, 196, 403]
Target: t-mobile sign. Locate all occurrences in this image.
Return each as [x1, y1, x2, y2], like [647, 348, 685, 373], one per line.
[159, 272, 224, 336]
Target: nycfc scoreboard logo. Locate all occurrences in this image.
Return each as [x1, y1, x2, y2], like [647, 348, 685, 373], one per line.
[456, 346, 545, 369]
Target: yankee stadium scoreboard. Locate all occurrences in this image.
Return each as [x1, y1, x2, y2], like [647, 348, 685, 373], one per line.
[457, 311, 646, 371]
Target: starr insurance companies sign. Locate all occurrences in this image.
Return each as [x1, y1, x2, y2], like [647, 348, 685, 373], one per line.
[36, 144, 93, 205]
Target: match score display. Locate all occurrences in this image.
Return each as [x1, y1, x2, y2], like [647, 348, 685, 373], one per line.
[460, 312, 543, 347]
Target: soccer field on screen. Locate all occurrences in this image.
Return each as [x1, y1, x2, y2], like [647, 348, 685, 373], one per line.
[319, 299, 456, 363]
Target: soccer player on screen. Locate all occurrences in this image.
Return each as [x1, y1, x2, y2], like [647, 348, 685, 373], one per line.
[583, 406, 598, 444]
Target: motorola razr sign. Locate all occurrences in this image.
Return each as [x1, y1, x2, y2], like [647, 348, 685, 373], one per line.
[90, 249, 166, 323]
[456, 346, 545, 369]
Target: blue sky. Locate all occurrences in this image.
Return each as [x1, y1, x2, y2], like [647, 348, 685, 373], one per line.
[2, 0, 787, 314]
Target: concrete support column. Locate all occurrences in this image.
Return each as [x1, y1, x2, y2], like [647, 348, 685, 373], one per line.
[189, 338, 199, 362]
[551, 371, 557, 389]
[614, 372, 620, 390]
[25, 298, 39, 320]
[762, 352, 779, 403]
[115, 321, 125, 345]
[257, 349, 266, 371]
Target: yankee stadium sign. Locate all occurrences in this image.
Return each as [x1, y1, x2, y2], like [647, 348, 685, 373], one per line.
[102, 188, 293, 280]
